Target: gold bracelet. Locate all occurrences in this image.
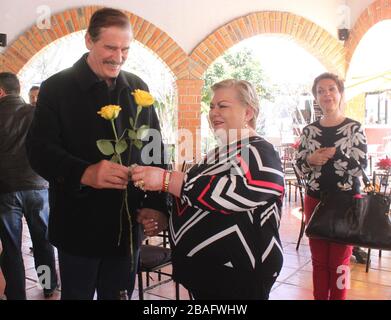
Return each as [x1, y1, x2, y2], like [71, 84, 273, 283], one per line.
[163, 170, 171, 192]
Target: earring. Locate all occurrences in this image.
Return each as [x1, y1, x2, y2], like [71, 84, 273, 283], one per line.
[244, 122, 248, 128]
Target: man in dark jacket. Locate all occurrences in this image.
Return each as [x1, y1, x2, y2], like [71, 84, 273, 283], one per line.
[26, 8, 168, 300]
[0, 72, 58, 300]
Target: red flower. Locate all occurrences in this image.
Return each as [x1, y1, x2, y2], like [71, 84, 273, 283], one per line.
[376, 157, 391, 171]
[292, 140, 300, 150]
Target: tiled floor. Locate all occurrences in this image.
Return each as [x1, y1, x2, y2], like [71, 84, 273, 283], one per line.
[1, 198, 391, 300]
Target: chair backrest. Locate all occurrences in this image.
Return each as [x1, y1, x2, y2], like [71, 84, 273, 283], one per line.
[144, 229, 170, 247]
[292, 163, 307, 208]
[372, 171, 390, 195]
[137, 230, 175, 300]
[180, 160, 194, 173]
[166, 162, 175, 171]
[292, 163, 307, 188]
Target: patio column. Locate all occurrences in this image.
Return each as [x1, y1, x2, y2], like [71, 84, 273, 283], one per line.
[176, 79, 204, 165]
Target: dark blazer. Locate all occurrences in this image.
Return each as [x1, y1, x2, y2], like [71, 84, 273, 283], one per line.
[26, 54, 167, 257]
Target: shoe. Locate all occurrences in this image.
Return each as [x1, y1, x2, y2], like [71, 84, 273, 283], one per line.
[352, 247, 368, 264]
[43, 285, 58, 298]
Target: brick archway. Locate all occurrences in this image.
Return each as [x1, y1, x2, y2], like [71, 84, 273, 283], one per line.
[182, 11, 346, 160]
[189, 11, 346, 79]
[345, 0, 391, 72]
[0, 6, 188, 79]
[0, 9, 350, 162]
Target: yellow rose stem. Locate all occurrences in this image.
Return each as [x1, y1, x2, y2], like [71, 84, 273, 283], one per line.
[134, 105, 142, 129]
[110, 120, 122, 165]
[111, 119, 133, 269]
[126, 105, 142, 161]
[123, 106, 143, 271]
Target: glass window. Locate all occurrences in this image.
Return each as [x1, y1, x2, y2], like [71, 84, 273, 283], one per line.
[365, 91, 390, 125]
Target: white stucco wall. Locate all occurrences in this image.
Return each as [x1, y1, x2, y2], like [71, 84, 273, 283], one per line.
[347, 0, 374, 28]
[0, 0, 376, 54]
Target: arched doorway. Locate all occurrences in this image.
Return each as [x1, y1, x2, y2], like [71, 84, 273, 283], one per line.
[17, 30, 178, 149]
[199, 34, 326, 154]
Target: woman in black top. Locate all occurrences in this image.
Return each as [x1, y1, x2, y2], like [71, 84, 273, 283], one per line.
[131, 79, 284, 299]
[296, 73, 367, 300]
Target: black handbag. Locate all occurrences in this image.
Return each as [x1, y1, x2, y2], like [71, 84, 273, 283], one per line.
[305, 170, 391, 250]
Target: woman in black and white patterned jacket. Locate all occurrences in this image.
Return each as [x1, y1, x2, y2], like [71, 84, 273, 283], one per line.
[296, 72, 367, 300]
[130, 79, 284, 299]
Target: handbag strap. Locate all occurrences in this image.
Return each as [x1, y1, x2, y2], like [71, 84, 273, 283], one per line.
[341, 151, 372, 187]
[360, 166, 371, 186]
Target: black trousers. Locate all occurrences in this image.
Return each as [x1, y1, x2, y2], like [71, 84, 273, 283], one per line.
[58, 249, 139, 300]
[189, 276, 276, 300]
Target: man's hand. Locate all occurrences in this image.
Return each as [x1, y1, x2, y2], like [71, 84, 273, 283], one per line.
[80, 160, 129, 189]
[137, 208, 168, 237]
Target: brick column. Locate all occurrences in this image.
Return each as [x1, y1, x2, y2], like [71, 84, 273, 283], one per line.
[176, 79, 204, 165]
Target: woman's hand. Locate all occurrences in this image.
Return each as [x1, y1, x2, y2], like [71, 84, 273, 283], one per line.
[137, 208, 168, 237]
[307, 147, 336, 166]
[129, 165, 165, 191]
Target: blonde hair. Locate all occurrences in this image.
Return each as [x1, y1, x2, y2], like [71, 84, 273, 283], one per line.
[211, 79, 260, 128]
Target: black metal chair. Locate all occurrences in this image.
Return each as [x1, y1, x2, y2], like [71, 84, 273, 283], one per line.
[365, 171, 390, 272]
[292, 163, 307, 250]
[180, 159, 194, 172]
[136, 160, 196, 300]
[137, 231, 181, 300]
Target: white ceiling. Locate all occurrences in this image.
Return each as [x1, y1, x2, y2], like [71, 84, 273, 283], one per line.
[0, 0, 375, 54]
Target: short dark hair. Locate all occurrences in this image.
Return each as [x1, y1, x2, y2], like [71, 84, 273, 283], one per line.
[87, 8, 131, 42]
[29, 85, 40, 92]
[312, 72, 344, 97]
[0, 72, 20, 95]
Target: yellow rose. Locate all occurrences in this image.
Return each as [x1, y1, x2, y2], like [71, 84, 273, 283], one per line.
[97, 105, 122, 120]
[132, 89, 154, 107]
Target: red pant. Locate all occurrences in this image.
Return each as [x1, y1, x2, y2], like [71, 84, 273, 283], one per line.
[305, 195, 352, 300]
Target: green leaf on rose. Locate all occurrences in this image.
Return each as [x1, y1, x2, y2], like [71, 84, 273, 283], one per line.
[97, 140, 114, 155]
[115, 139, 128, 154]
[128, 129, 137, 140]
[129, 117, 134, 128]
[110, 154, 120, 164]
[137, 125, 150, 140]
[134, 139, 143, 150]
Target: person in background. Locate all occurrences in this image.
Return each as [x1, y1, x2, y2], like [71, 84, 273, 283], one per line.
[28, 86, 40, 107]
[352, 246, 368, 264]
[131, 79, 285, 299]
[27, 85, 42, 254]
[26, 8, 167, 300]
[0, 72, 58, 300]
[296, 72, 368, 300]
